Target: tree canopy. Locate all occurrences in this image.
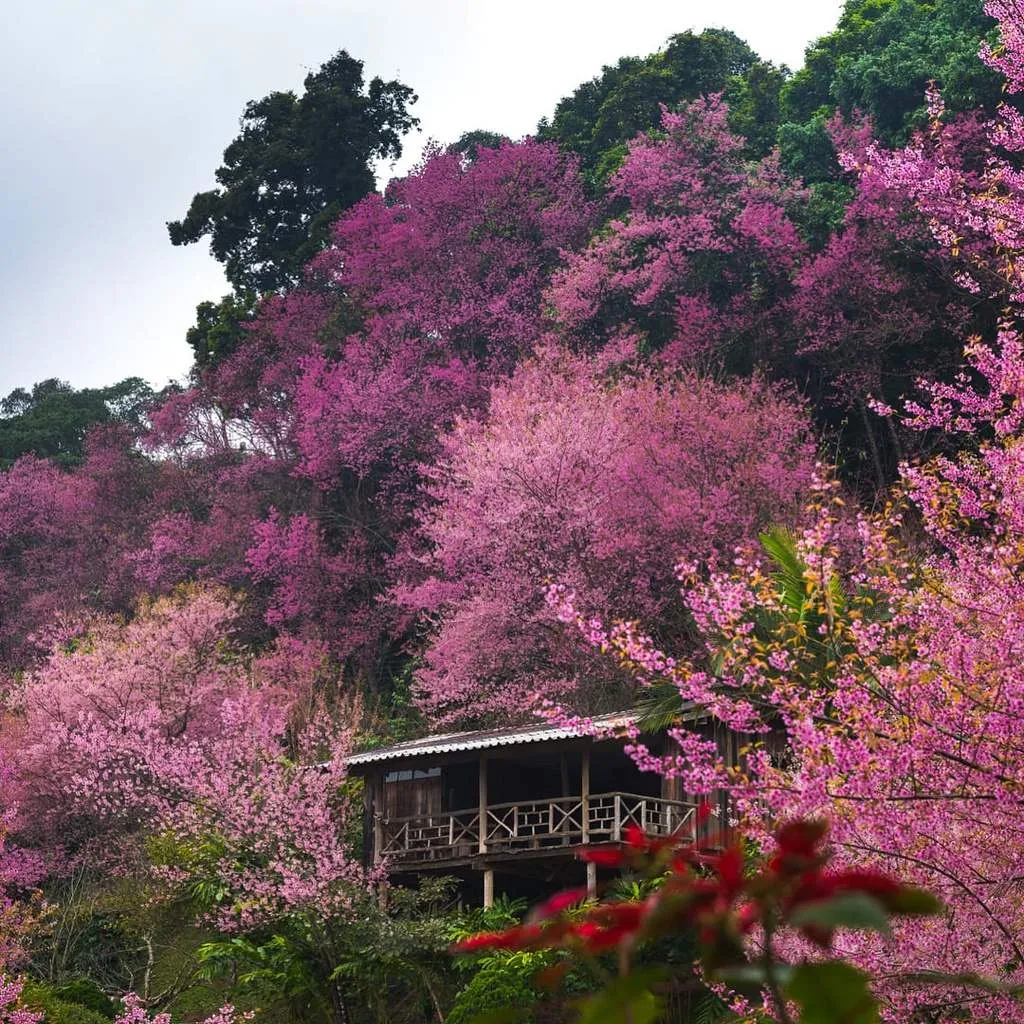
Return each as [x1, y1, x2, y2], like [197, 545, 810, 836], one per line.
[167, 50, 419, 293]
[537, 28, 781, 181]
[780, 0, 1002, 143]
[0, 377, 153, 469]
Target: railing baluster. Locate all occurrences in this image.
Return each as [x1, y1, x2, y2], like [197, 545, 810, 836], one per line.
[613, 793, 622, 842]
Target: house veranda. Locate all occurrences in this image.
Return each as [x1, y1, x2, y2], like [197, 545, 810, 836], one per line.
[348, 713, 740, 907]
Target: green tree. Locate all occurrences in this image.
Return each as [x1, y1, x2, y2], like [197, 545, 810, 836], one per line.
[198, 879, 462, 1024]
[780, 0, 1001, 146]
[538, 28, 780, 182]
[0, 378, 153, 469]
[168, 50, 419, 294]
[447, 130, 510, 162]
[185, 290, 259, 369]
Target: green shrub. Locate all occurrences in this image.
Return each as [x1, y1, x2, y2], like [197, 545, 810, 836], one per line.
[20, 983, 114, 1024]
[445, 950, 552, 1024]
[51, 981, 116, 1020]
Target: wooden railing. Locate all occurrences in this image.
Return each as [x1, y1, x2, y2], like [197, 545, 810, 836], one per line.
[377, 792, 696, 865]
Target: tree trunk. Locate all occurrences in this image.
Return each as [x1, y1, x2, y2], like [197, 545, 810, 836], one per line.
[326, 978, 350, 1024]
[859, 400, 886, 492]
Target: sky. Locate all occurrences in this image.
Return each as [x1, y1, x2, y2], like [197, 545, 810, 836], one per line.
[0, 0, 845, 394]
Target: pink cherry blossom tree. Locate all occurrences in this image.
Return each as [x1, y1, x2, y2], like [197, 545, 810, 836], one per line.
[130, 141, 597, 689]
[400, 345, 815, 726]
[548, 96, 805, 372]
[0, 978, 40, 1024]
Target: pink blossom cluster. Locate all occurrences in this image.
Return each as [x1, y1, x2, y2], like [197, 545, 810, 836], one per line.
[849, 2, 1024, 304]
[540, 8, 1024, 1016]
[549, 96, 806, 368]
[113, 993, 250, 1024]
[7, 588, 374, 932]
[0, 977, 40, 1024]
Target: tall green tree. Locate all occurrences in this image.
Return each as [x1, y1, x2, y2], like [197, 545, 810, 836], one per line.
[447, 130, 510, 162]
[168, 50, 419, 294]
[537, 28, 781, 181]
[781, 0, 1001, 145]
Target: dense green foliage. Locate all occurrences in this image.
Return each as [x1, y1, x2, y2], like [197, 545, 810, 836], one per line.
[167, 51, 419, 294]
[447, 131, 511, 162]
[184, 291, 260, 369]
[0, 378, 153, 468]
[780, 0, 1001, 143]
[537, 29, 778, 181]
[540, 0, 1002, 195]
[21, 982, 115, 1024]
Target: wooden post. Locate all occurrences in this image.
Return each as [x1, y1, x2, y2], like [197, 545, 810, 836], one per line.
[586, 860, 598, 898]
[372, 774, 384, 866]
[581, 748, 591, 845]
[478, 756, 488, 854]
[480, 757, 493, 908]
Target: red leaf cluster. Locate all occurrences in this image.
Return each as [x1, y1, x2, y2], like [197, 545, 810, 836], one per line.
[453, 818, 932, 962]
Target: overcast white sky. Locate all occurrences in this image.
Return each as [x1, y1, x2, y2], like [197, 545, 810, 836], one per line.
[0, 0, 844, 393]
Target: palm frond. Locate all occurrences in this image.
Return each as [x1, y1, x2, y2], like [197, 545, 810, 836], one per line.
[759, 526, 808, 616]
[634, 682, 686, 732]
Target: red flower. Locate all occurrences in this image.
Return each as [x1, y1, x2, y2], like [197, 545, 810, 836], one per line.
[736, 901, 760, 933]
[712, 846, 745, 894]
[452, 923, 548, 953]
[776, 819, 828, 858]
[579, 846, 628, 867]
[696, 800, 713, 826]
[590, 900, 649, 931]
[572, 919, 638, 951]
[534, 887, 589, 919]
[452, 931, 513, 953]
[788, 867, 907, 915]
[827, 869, 903, 901]
[624, 824, 648, 849]
[770, 819, 828, 876]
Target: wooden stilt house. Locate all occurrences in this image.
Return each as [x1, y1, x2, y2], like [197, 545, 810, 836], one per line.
[348, 712, 740, 907]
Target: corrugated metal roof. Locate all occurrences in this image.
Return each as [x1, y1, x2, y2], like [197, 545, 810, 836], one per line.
[347, 712, 638, 767]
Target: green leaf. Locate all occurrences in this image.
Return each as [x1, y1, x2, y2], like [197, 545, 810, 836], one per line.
[760, 527, 809, 614]
[634, 681, 686, 731]
[467, 1010, 529, 1024]
[900, 970, 1024, 996]
[883, 886, 942, 916]
[785, 961, 879, 1024]
[716, 963, 794, 989]
[574, 970, 665, 1024]
[715, 962, 794, 1003]
[790, 893, 892, 936]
